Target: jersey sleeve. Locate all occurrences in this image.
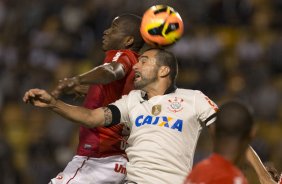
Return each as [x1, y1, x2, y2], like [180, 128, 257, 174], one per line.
[109, 94, 131, 127]
[194, 90, 218, 126]
[112, 51, 134, 74]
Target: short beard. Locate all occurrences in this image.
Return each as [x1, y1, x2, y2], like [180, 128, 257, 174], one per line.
[134, 81, 145, 90]
[134, 75, 158, 90]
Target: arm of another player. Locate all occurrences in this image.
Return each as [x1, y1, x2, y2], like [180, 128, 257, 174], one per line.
[51, 62, 126, 98]
[23, 88, 112, 128]
[78, 62, 126, 84]
[246, 146, 277, 184]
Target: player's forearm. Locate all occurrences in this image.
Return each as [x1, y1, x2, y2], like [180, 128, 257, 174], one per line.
[50, 100, 104, 128]
[77, 63, 124, 85]
[246, 146, 277, 184]
[77, 65, 118, 84]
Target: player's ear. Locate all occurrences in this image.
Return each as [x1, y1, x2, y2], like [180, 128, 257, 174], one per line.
[159, 66, 170, 78]
[124, 36, 134, 47]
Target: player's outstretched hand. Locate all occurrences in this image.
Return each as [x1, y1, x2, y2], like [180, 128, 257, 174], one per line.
[51, 77, 80, 99]
[265, 164, 280, 183]
[51, 77, 89, 99]
[23, 88, 56, 108]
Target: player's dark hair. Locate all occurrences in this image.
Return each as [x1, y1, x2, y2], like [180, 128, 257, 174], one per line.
[118, 14, 145, 52]
[148, 48, 178, 83]
[215, 101, 254, 140]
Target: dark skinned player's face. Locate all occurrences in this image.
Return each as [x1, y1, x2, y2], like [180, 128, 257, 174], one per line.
[102, 17, 128, 51]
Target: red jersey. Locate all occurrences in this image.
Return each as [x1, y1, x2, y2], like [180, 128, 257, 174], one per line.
[279, 174, 282, 184]
[76, 49, 139, 157]
[185, 153, 248, 184]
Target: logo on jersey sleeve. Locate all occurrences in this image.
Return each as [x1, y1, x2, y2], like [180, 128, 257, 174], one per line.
[55, 173, 63, 180]
[204, 96, 218, 111]
[168, 97, 184, 113]
[135, 115, 183, 132]
[112, 52, 122, 62]
[152, 105, 162, 116]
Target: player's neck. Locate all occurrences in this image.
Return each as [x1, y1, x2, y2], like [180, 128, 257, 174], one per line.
[145, 79, 172, 99]
[214, 140, 247, 165]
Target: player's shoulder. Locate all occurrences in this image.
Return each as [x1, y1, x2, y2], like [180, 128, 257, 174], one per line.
[107, 49, 138, 57]
[106, 50, 139, 66]
[128, 90, 147, 102]
[188, 158, 213, 179]
[120, 90, 144, 108]
[119, 49, 138, 55]
[127, 90, 143, 97]
[175, 88, 205, 96]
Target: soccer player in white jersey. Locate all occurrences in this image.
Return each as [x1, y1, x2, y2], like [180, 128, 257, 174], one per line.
[23, 48, 218, 184]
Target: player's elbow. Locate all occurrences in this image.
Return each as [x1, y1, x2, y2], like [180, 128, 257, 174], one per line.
[105, 68, 118, 80]
[102, 63, 125, 81]
[96, 66, 116, 83]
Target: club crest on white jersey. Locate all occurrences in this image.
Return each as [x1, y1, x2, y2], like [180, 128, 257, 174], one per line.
[168, 97, 184, 113]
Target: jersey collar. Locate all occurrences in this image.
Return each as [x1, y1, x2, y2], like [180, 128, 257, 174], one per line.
[164, 84, 177, 95]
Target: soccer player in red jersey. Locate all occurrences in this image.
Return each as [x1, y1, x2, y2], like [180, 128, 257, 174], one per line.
[48, 14, 144, 184]
[185, 101, 255, 184]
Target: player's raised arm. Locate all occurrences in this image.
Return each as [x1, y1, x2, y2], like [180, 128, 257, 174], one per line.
[23, 88, 111, 128]
[51, 61, 126, 99]
[246, 146, 277, 184]
[78, 62, 126, 85]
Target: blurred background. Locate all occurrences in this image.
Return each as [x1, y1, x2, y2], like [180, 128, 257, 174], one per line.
[0, 0, 281, 183]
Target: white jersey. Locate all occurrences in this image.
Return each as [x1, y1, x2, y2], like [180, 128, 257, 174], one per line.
[111, 88, 218, 184]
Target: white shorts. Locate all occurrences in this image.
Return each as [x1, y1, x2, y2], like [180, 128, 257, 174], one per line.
[49, 155, 127, 184]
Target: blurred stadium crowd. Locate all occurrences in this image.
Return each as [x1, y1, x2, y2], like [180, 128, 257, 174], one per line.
[0, 0, 281, 183]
